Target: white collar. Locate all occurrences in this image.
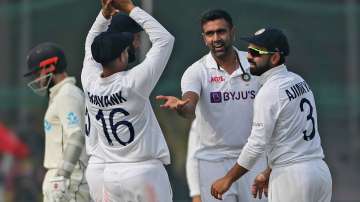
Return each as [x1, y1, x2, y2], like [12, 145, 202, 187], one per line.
[258, 64, 287, 85]
[204, 47, 248, 76]
[49, 77, 76, 99]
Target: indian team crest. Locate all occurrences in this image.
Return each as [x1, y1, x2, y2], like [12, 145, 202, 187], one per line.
[254, 28, 265, 35]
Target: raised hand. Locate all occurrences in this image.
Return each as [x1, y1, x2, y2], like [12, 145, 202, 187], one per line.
[101, 0, 118, 19]
[111, 0, 135, 14]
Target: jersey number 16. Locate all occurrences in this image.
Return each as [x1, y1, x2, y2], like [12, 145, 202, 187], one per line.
[85, 107, 135, 146]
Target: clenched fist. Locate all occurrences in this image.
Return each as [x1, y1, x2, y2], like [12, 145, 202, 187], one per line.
[111, 0, 135, 14]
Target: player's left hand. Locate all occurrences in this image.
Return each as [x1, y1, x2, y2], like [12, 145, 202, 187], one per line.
[251, 172, 269, 199]
[49, 176, 71, 202]
[101, 0, 118, 19]
[210, 176, 232, 200]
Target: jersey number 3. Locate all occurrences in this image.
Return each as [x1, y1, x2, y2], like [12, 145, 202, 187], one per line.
[300, 98, 316, 141]
[85, 107, 135, 146]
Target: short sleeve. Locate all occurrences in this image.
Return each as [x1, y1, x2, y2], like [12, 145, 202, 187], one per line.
[181, 64, 202, 96]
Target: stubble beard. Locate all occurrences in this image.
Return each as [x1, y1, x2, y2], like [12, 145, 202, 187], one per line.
[249, 59, 272, 76]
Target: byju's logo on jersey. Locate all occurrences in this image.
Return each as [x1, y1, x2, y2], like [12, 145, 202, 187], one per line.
[210, 92, 222, 103]
[67, 112, 79, 127]
[44, 120, 52, 132]
[209, 76, 225, 83]
[210, 90, 256, 103]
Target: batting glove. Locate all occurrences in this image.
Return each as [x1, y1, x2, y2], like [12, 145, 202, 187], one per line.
[49, 176, 71, 202]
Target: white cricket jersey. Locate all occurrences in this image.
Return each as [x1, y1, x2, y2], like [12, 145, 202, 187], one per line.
[81, 8, 174, 164]
[85, 111, 105, 164]
[181, 49, 260, 161]
[237, 65, 325, 169]
[43, 77, 87, 169]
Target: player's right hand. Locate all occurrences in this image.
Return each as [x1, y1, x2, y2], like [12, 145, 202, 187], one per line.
[111, 0, 135, 14]
[156, 95, 190, 111]
[210, 176, 232, 200]
[251, 171, 269, 199]
[192, 195, 202, 202]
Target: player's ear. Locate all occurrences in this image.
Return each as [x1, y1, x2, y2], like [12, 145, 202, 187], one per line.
[270, 52, 280, 66]
[230, 26, 236, 41]
[202, 33, 209, 47]
[119, 48, 129, 64]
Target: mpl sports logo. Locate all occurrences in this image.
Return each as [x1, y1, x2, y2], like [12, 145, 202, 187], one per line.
[210, 90, 256, 103]
[209, 76, 225, 83]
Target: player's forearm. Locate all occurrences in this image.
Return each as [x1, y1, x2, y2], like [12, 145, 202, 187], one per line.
[130, 7, 174, 47]
[225, 163, 249, 184]
[57, 131, 85, 178]
[177, 92, 198, 119]
[84, 11, 111, 59]
[177, 103, 196, 119]
[236, 129, 269, 170]
[128, 7, 174, 95]
[130, 7, 175, 69]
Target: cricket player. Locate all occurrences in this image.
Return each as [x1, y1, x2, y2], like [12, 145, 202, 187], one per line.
[211, 27, 332, 202]
[157, 9, 266, 202]
[24, 42, 90, 202]
[81, 0, 175, 201]
[83, 3, 143, 201]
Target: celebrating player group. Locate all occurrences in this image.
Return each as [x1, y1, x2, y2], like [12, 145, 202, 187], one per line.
[24, 0, 332, 201]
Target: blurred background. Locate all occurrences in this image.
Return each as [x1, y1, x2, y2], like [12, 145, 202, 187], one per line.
[0, 0, 359, 201]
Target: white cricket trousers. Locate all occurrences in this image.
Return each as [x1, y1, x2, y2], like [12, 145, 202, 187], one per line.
[199, 157, 268, 202]
[269, 159, 332, 202]
[86, 163, 105, 202]
[102, 159, 173, 202]
[42, 168, 90, 202]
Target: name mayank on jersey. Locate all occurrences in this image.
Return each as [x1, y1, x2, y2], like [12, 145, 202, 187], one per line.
[87, 90, 127, 108]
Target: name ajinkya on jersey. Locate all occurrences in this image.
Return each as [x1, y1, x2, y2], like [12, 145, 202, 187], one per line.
[285, 80, 310, 101]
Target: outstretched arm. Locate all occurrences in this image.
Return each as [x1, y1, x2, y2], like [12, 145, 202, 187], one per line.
[156, 91, 198, 119]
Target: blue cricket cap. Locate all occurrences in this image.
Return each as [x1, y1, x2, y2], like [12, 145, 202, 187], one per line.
[107, 13, 143, 34]
[91, 32, 134, 65]
[241, 27, 290, 56]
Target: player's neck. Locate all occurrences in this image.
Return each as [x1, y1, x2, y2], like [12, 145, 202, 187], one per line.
[214, 49, 238, 75]
[101, 65, 126, 78]
[53, 72, 67, 84]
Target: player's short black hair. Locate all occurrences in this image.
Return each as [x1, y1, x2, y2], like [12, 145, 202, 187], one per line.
[200, 9, 233, 30]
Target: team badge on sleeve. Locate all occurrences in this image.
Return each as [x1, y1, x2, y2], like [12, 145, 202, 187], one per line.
[67, 112, 80, 127]
[44, 120, 52, 132]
